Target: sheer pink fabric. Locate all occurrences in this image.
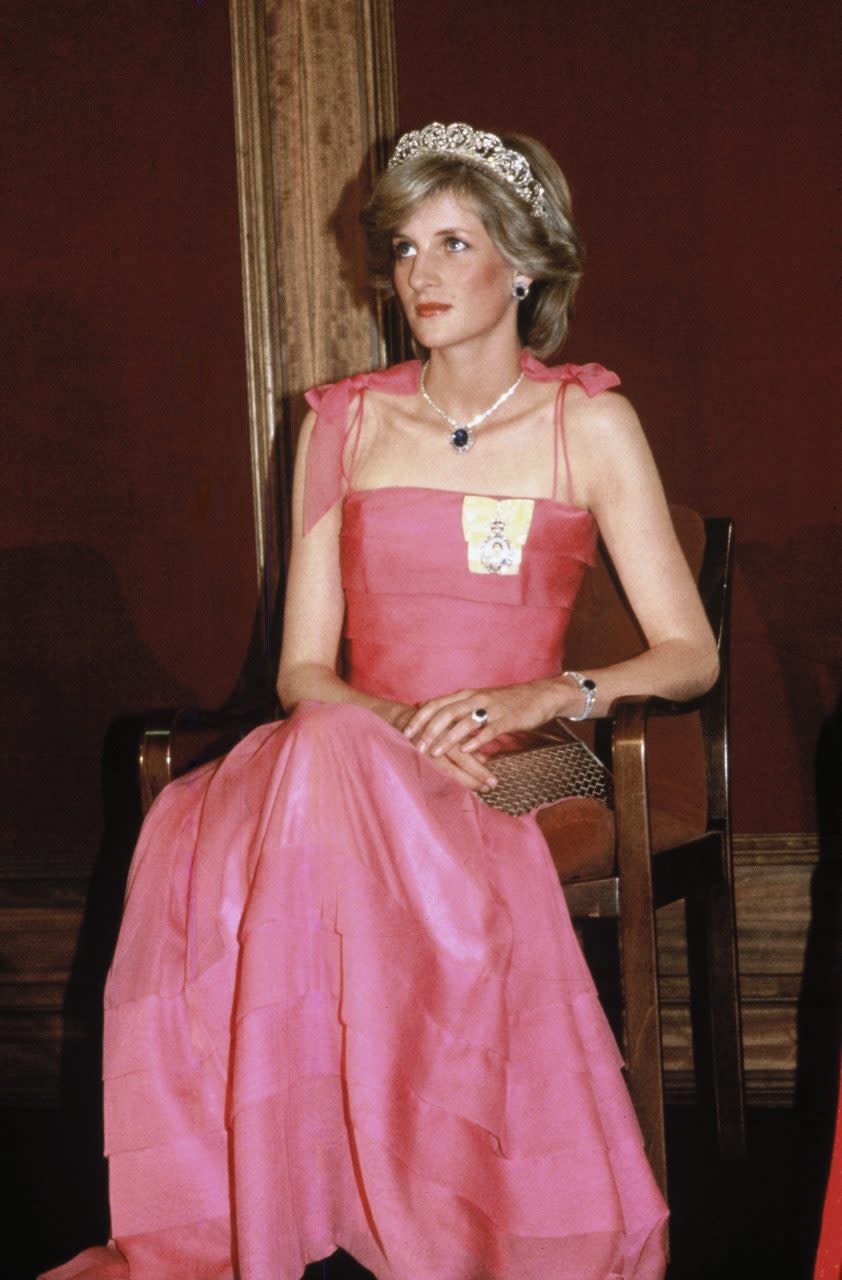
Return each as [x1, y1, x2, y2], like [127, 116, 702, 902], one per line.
[41, 358, 666, 1280]
[302, 351, 621, 534]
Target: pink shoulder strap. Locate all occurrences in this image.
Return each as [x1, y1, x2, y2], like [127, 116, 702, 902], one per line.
[301, 361, 421, 534]
[520, 352, 620, 505]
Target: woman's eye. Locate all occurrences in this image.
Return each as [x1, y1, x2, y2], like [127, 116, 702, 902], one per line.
[445, 236, 468, 252]
[392, 240, 416, 259]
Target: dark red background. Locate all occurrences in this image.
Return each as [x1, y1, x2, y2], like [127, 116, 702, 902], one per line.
[396, 0, 841, 834]
[1, 1, 839, 883]
[1, 3, 255, 874]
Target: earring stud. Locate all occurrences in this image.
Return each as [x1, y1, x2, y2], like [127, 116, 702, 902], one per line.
[512, 280, 530, 300]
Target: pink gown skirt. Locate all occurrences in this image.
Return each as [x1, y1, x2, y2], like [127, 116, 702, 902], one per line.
[42, 701, 667, 1280]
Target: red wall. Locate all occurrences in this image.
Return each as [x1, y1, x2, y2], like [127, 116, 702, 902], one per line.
[2, 2, 838, 874]
[2, 3, 256, 874]
[396, 0, 841, 834]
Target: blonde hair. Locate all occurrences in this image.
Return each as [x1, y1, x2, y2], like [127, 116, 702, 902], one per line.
[360, 131, 584, 360]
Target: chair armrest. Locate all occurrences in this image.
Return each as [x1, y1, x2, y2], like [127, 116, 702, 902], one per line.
[138, 697, 280, 814]
[610, 676, 726, 834]
[609, 691, 717, 856]
[610, 692, 704, 717]
[609, 692, 704, 841]
[609, 699, 653, 854]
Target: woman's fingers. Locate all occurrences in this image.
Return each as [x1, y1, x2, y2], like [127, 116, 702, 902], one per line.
[404, 680, 556, 757]
[401, 689, 500, 782]
[430, 746, 497, 793]
[459, 722, 501, 753]
[428, 708, 495, 756]
[429, 680, 556, 756]
[403, 690, 476, 746]
[406, 695, 501, 756]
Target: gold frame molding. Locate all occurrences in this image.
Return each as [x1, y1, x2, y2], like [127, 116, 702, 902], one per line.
[227, 0, 398, 628]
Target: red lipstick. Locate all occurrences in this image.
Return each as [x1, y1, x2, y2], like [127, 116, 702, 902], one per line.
[415, 303, 451, 317]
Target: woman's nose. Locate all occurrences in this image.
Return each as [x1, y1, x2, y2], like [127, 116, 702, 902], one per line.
[408, 249, 439, 290]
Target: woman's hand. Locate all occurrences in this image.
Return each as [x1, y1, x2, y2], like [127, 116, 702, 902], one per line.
[426, 743, 499, 793]
[402, 678, 565, 760]
[377, 698, 499, 793]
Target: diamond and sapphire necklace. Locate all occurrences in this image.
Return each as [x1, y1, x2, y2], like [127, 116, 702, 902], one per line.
[420, 362, 524, 453]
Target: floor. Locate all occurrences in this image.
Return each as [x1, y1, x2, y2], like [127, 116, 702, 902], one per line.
[6, 1101, 827, 1280]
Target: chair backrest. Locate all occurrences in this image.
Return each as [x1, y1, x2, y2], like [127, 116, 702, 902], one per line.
[564, 506, 731, 840]
[695, 516, 735, 832]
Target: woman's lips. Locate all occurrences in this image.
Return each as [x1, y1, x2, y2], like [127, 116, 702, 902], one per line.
[415, 302, 451, 317]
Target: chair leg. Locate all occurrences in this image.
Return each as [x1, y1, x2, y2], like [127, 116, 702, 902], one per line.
[703, 883, 746, 1156]
[612, 704, 668, 1199]
[685, 873, 746, 1159]
[619, 886, 668, 1199]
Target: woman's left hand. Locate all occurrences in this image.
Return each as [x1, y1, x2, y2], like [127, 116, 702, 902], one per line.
[402, 679, 564, 757]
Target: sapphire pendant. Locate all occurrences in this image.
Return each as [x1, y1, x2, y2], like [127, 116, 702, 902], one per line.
[449, 426, 473, 453]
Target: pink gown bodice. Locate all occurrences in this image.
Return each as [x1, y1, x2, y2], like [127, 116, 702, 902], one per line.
[341, 486, 597, 703]
[305, 349, 620, 703]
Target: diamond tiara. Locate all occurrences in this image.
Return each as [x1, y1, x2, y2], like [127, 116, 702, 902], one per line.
[387, 122, 549, 223]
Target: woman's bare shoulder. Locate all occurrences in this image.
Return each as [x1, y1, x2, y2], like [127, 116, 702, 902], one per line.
[563, 385, 661, 512]
[566, 381, 638, 426]
[565, 385, 648, 459]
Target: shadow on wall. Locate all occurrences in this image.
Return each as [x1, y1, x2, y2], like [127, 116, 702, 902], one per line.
[736, 522, 842, 829]
[0, 542, 200, 1261]
[0, 541, 197, 873]
[738, 522, 842, 1263]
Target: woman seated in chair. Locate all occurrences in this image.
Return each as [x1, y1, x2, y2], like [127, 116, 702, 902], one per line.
[44, 123, 718, 1280]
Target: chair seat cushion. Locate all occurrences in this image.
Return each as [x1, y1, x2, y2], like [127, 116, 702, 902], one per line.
[538, 798, 616, 882]
[539, 797, 706, 885]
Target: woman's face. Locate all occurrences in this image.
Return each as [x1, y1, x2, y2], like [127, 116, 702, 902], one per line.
[391, 189, 522, 354]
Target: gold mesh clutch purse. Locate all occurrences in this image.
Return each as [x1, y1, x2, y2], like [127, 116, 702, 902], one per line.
[479, 721, 612, 817]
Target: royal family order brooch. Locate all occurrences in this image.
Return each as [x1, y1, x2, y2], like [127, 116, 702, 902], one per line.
[461, 496, 535, 575]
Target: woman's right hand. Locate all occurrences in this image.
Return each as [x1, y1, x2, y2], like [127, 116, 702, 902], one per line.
[428, 744, 499, 793]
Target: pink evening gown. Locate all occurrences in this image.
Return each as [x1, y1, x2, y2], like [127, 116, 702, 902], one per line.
[42, 353, 668, 1280]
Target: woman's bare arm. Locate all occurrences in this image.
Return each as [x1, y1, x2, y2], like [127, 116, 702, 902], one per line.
[276, 408, 399, 720]
[571, 388, 719, 709]
[276, 408, 498, 790]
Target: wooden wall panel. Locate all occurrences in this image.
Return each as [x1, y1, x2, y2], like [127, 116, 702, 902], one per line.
[0, 878, 88, 1103]
[659, 835, 839, 1103]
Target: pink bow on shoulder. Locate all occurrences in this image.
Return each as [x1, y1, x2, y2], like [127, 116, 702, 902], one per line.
[302, 361, 421, 534]
[519, 350, 621, 396]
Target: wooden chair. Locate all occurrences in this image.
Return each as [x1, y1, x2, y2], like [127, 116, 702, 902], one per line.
[137, 508, 746, 1201]
[536, 509, 746, 1197]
